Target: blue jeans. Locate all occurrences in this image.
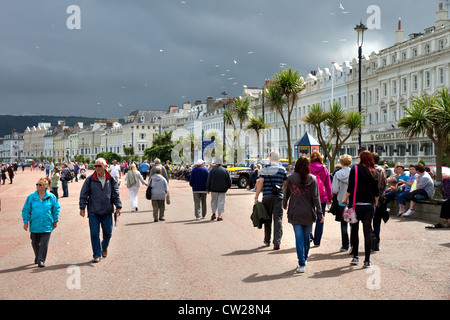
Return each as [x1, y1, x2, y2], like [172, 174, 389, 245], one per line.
[384, 190, 397, 203]
[61, 179, 69, 197]
[396, 190, 408, 205]
[89, 213, 113, 259]
[51, 187, 59, 199]
[310, 202, 326, 245]
[293, 225, 312, 267]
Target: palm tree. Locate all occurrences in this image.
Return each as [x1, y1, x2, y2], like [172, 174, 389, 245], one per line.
[246, 115, 270, 158]
[234, 97, 251, 129]
[234, 96, 251, 163]
[223, 108, 237, 164]
[304, 102, 361, 172]
[264, 68, 305, 165]
[399, 87, 450, 182]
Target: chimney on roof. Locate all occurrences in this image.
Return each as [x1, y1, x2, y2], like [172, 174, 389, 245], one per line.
[395, 17, 405, 44]
[169, 105, 178, 113]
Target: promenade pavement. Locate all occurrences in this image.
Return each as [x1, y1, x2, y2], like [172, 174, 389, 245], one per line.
[0, 168, 449, 302]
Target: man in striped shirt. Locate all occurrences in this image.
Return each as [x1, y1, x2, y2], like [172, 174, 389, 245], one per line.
[254, 151, 287, 250]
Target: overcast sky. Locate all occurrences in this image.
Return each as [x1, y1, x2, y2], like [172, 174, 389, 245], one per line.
[0, 0, 443, 118]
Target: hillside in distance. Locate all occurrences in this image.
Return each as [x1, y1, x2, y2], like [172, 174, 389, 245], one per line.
[0, 115, 103, 136]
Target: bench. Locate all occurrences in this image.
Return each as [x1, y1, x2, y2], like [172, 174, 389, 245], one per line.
[414, 194, 446, 205]
[388, 197, 445, 223]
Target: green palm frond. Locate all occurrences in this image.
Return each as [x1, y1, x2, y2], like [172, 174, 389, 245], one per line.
[399, 93, 436, 138]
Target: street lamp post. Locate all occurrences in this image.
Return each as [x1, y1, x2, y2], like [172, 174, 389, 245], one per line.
[355, 20, 367, 155]
[131, 126, 134, 151]
[221, 91, 227, 163]
[261, 82, 265, 159]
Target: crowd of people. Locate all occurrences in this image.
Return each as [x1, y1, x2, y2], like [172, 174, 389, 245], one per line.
[17, 150, 447, 271]
[251, 150, 447, 273]
[1, 162, 17, 185]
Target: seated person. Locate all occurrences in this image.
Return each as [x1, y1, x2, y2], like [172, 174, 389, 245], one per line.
[396, 164, 418, 216]
[403, 163, 435, 217]
[385, 164, 409, 203]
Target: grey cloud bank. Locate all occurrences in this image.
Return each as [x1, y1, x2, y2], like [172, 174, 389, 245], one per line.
[0, 0, 439, 118]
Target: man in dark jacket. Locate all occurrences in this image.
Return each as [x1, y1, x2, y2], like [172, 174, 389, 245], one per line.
[189, 159, 209, 220]
[79, 158, 122, 263]
[206, 157, 232, 221]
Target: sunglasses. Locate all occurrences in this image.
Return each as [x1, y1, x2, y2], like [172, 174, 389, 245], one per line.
[94, 165, 103, 168]
[36, 183, 45, 187]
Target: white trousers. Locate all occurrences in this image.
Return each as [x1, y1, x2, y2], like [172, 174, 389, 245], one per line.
[128, 185, 140, 210]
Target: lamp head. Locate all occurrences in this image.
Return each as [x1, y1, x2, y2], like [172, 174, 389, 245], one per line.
[354, 20, 368, 46]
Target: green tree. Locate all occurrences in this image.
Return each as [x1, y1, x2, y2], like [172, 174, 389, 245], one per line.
[234, 96, 251, 130]
[399, 87, 450, 181]
[246, 115, 270, 158]
[223, 104, 238, 164]
[264, 68, 305, 165]
[143, 130, 176, 163]
[95, 152, 121, 164]
[304, 102, 362, 172]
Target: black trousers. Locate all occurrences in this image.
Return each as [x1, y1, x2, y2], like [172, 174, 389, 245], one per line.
[30, 232, 51, 263]
[262, 196, 283, 246]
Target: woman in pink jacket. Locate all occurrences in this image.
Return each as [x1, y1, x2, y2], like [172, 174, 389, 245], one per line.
[309, 151, 332, 246]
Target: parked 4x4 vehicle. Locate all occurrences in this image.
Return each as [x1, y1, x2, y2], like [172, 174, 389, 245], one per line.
[227, 158, 289, 188]
[227, 158, 260, 189]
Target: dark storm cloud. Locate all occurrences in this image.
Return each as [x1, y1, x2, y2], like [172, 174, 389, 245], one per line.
[0, 0, 441, 118]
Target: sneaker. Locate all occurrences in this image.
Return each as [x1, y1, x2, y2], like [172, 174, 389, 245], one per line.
[397, 211, 404, 217]
[340, 247, 349, 252]
[263, 241, 270, 247]
[350, 257, 359, 265]
[403, 209, 415, 217]
[296, 265, 305, 273]
[363, 261, 371, 268]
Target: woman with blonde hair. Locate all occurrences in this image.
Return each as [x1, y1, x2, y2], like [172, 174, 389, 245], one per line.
[331, 154, 352, 251]
[22, 177, 60, 267]
[124, 163, 147, 212]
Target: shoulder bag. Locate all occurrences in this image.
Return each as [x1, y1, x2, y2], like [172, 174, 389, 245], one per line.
[145, 178, 153, 200]
[343, 165, 358, 224]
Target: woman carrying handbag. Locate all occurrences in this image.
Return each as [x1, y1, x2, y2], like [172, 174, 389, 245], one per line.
[341, 151, 379, 268]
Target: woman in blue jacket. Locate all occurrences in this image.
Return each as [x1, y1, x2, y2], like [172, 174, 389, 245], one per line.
[22, 177, 60, 267]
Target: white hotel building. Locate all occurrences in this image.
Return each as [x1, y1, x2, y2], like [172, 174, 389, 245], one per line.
[241, 4, 449, 165]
